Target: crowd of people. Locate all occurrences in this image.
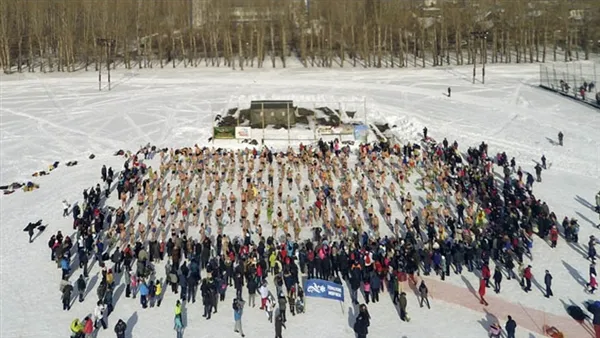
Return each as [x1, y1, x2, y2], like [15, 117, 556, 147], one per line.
[42, 127, 600, 338]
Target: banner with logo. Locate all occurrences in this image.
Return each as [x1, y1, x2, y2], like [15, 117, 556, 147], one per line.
[304, 279, 344, 302]
[235, 126, 251, 139]
[318, 125, 354, 136]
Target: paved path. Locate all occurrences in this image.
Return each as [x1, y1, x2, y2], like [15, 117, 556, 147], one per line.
[404, 276, 596, 338]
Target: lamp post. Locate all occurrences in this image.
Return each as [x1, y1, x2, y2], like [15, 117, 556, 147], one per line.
[471, 31, 489, 84]
[97, 38, 114, 91]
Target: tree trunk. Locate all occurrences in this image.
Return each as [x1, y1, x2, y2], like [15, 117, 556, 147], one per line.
[542, 26, 546, 63]
[281, 21, 287, 68]
[351, 25, 356, 67]
[269, 22, 275, 68]
[237, 26, 244, 70]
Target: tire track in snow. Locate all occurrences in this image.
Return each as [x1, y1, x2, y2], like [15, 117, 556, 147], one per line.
[2, 108, 119, 152]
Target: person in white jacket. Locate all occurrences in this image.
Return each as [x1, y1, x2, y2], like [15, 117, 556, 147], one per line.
[93, 301, 107, 329]
[62, 200, 70, 217]
[259, 283, 269, 310]
[265, 296, 274, 323]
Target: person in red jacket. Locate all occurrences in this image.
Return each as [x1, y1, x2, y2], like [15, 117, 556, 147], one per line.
[478, 278, 488, 306]
[523, 265, 533, 292]
[550, 226, 559, 248]
[482, 264, 491, 288]
[82, 316, 94, 337]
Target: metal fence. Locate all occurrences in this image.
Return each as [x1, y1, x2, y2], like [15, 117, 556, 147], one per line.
[539, 62, 599, 105]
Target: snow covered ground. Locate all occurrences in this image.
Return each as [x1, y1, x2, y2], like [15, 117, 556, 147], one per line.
[1, 62, 600, 338]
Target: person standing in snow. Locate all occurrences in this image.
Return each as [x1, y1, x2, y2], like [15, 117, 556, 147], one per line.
[139, 280, 149, 308]
[114, 319, 127, 338]
[534, 164, 542, 182]
[523, 265, 533, 292]
[588, 236, 597, 263]
[447, 87, 451, 97]
[62, 281, 74, 311]
[399, 292, 408, 321]
[493, 266, 503, 294]
[201, 278, 213, 319]
[233, 298, 245, 337]
[505, 316, 517, 338]
[423, 127, 428, 140]
[63, 200, 71, 217]
[101, 165, 107, 182]
[353, 304, 371, 338]
[259, 281, 269, 309]
[549, 226, 559, 248]
[478, 278, 488, 306]
[558, 131, 564, 146]
[94, 300, 107, 329]
[76, 274, 86, 302]
[278, 292, 288, 323]
[82, 316, 94, 338]
[274, 311, 286, 338]
[370, 272, 381, 303]
[541, 155, 547, 169]
[482, 264, 491, 288]
[544, 270, 553, 298]
[363, 279, 371, 304]
[174, 313, 184, 338]
[587, 263, 597, 293]
[418, 280, 430, 309]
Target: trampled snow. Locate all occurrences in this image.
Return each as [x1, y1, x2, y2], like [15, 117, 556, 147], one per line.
[1, 62, 599, 338]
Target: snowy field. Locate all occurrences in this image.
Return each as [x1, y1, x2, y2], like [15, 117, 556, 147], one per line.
[1, 62, 600, 338]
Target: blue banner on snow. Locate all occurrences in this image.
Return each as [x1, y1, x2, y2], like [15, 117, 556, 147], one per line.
[304, 279, 344, 302]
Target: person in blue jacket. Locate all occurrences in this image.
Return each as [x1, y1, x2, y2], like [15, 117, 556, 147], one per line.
[370, 272, 381, 303]
[233, 298, 245, 337]
[139, 280, 149, 308]
[61, 256, 70, 279]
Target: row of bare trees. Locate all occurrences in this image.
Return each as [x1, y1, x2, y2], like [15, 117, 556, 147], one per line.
[1, 0, 599, 73]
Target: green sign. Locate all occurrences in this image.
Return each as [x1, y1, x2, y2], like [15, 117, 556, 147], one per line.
[213, 126, 235, 139]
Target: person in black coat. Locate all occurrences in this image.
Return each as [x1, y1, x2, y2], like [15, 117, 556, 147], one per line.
[62, 282, 73, 311]
[76, 275, 87, 302]
[275, 312, 286, 338]
[493, 266, 503, 294]
[353, 304, 370, 338]
[505, 315, 517, 338]
[201, 278, 213, 319]
[114, 319, 127, 338]
[544, 270, 553, 298]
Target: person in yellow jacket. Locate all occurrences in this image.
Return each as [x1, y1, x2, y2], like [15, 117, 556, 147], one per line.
[70, 318, 84, 337]
[175, 300, 182, 317]
[475, 209, 486, 227]
[155, 280, 163, 307]
[269, 251, 277, 274]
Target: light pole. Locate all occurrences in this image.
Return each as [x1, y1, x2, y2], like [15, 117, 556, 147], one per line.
[97, 38, 114, 91]
[471, 31, 489, 84]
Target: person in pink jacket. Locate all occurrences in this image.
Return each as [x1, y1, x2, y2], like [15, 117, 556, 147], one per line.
[363, 281, 371, 304]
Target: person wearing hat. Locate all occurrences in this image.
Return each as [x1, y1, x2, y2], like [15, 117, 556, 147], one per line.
[544, 270, 553, 298]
